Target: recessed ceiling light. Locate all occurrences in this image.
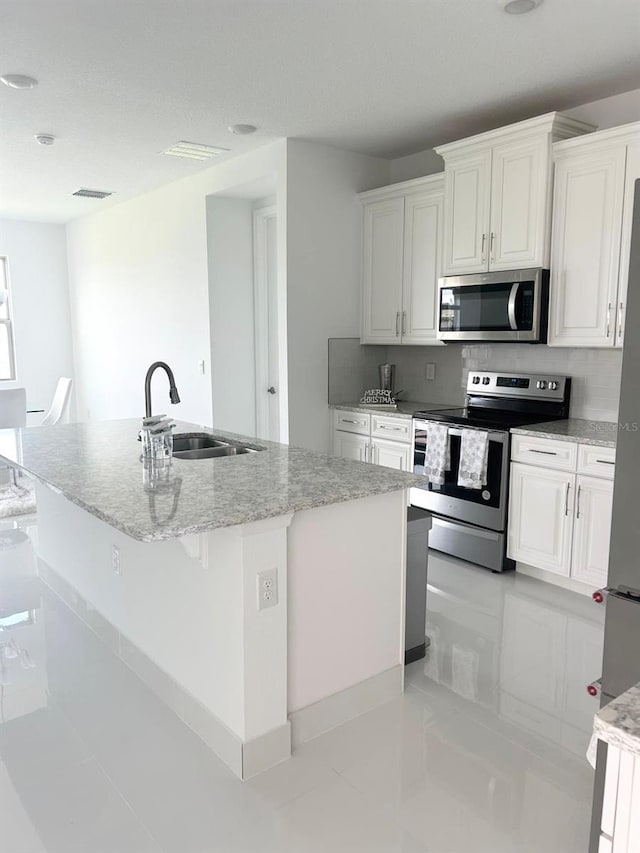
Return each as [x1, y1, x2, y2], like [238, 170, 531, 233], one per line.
[503, 0, 542, 13]
[72, 188, 114, 199]
[227, 124, 257, 136]
[34, 133, 55, 146]
[161, 141, 230, 160]
[1, 73, 38, 89]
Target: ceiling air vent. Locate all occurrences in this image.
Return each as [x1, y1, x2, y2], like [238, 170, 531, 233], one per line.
[161, 141, 229, 161]
[73, 188, 114, 199]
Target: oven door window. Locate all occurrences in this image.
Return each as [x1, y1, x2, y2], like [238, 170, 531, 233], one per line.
[413, 427, 503, 507]
[440, 282, 534, 333]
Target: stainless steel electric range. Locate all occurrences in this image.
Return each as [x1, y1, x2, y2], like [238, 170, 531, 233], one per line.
[411, 371, 571, 572]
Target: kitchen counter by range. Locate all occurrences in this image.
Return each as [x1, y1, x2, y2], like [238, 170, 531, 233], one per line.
[0, 418, 421, 542]
[594, 681, 640, 758]
[331, 401, 455, 418]
[2, 417, 417, 780]
[510, 418, 619, 448]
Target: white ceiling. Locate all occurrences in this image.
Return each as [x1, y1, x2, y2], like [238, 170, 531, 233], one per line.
[1, 0, 639, 223]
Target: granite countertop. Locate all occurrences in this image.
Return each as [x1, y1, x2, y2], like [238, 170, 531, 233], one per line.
[594, 681, 640, 758]
[510, 418, 618, 448]
[0, 419, 423, 543]
[331, 401, 457, 419]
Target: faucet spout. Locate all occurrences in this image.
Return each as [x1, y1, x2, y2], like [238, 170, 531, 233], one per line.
[144, 362, 181, 418]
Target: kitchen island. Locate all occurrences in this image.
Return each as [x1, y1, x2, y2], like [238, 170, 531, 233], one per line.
[0, 419, 420, 778]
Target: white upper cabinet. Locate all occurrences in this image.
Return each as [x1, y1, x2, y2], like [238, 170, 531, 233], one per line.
[441, 149, 491, 274]
[361, 197, 405, 344]
[401, 187, 444, 344]
[549, 123, 640, 348]
[616, 139, 640, 346]
[360, 175, 444, 345]
[435, 112, 594, 276]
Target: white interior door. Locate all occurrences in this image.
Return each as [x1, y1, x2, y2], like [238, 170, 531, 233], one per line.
[253, 205, 280, 441]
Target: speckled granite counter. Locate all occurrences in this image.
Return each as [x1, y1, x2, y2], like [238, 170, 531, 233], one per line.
[0, 419, 422, 542]
[511, 418, 618, 448]
[594, 682, 640, 758]
[331, 401, 456, 419]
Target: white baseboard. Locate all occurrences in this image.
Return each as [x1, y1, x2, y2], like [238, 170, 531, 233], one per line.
[289, 664, 403, 747]
[516, 562, 596, 597]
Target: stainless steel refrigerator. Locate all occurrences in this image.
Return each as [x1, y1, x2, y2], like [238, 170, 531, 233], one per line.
[589, 178, 640, 851]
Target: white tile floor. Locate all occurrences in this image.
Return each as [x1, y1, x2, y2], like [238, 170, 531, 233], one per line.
[0, 516, 603, 852]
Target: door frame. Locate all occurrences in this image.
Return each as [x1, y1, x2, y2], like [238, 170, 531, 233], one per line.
[253, 204, 278, 440]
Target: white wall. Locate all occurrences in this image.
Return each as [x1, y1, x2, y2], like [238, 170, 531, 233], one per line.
[389, 87, 640, 184]
[66, 141, 287, 427]
[286, 140, 389, 452]
[207, 197, 256, 435]
[0, 219, 74, 420]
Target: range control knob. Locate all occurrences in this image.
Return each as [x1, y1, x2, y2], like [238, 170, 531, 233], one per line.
[536, 380, 547, 390]
[549, 381, 559, 391]
[472, 375, 480, 384]
[482, 376, 490, 385]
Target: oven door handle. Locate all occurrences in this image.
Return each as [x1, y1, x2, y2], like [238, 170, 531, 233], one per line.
[508, 282, 520, 331]
[413, 420, 507, 443]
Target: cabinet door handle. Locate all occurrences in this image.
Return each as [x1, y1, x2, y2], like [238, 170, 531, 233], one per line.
[402, 311, 406, 336]
[490, 231, 495, 261]
[596, 459, 615, 465]
[364, 444, 368, 463]
[565, 482, 571, 516]
[606, 302, 612, 338]
[481, 233, 487, 262]
[576, 485, 582, 519]
[530, 449, 557, 456]
[341, 418, 359, 424]
[379, 424, 404, 432]
[618, 302, 624, 340]
[395, 312, 400, 336]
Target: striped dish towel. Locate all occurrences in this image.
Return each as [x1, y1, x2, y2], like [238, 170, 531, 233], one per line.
[457, 428, 489, 489]
[425, 423, 450, 485]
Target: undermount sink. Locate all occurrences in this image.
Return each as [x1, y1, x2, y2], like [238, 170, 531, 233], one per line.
[172, 432, 261, 460]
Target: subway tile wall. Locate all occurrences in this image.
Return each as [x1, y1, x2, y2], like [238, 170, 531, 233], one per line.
[328, 338, 464, 406]
[462, 345, 623, 421]
[329, 338, 622, 421]
[386, 344, 464, 405]
[327, 338, 386, 404]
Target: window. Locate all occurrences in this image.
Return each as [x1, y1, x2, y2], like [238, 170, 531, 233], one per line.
[0, 257, 16, 380]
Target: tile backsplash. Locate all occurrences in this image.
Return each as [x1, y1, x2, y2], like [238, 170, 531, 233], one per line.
[329, 338, 623, 422]
[328, 338, 464, 406]
[462, 345, 622, 421]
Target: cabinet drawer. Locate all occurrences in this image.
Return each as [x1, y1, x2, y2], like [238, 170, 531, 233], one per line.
[578, 444, 616, 478]
[371, 414, 411, 442]
[333, 409, 370, 435]
[511, 434, 577, 471]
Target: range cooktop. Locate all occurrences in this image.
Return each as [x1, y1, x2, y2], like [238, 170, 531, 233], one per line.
[414, 370, 571, 432]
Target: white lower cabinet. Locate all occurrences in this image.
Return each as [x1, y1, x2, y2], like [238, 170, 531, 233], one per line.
[508, 437, 615, 589]
[332, 430, 370, 463]
[332, 409, 412, 472]
[371, 437, 412, 471]
[571, 475, 614, 587]
[508, 463, 574, 576]
[600, 745, 640, 852]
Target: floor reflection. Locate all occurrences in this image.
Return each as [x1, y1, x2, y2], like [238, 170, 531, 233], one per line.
[0, 520, 600, 853]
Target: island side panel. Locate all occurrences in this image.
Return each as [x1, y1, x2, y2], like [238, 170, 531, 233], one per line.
[287, 489, 407, 722]
[34, 484, 291, 757]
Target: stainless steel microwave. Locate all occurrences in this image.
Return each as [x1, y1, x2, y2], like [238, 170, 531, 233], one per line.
[437, 268, 549, 343]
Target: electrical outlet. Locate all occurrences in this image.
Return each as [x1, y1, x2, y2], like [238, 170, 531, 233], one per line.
[425, 363, 436, 381]
[257, 568, 278, 611]
[111, 545, 121, 576]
